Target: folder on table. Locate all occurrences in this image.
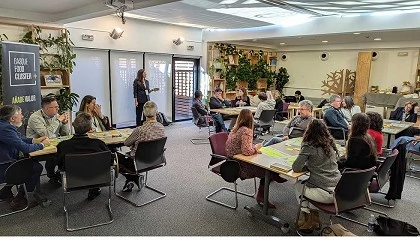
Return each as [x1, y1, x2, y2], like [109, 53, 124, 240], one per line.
[270, 162, 292, 172]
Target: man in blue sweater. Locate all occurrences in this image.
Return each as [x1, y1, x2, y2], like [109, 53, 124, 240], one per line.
[323, 94, 349, 139]
[0, 105, 50, 210]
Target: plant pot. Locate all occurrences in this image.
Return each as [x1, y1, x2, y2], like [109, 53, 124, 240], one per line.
[236, 81, 248, 89]
[257, 78, 267, 89]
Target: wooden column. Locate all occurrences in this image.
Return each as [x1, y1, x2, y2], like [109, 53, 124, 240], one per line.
[354, 52, 372, 112]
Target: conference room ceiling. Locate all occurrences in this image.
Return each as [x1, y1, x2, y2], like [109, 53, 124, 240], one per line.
[0, 0, 420, 46]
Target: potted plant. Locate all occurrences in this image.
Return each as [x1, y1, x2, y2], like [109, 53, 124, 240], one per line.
[236, 53, 254, 89]
[225, 67, 237, 91]
[275, 67, 290, 95]
[47, 87, 79, 114]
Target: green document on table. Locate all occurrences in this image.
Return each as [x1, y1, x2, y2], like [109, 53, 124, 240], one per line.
[260, 147, 297, 172]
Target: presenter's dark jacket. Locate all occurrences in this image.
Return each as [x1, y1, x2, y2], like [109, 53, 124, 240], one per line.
[0, 119, 43, 164]
[54, 134, 110, 170]
[133, 79, 151, 104]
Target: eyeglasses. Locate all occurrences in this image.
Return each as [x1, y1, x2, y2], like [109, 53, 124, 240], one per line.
[48, 106, 59, 109]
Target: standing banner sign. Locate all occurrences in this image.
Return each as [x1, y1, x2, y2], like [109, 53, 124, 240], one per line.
[1, 41, 40, 134]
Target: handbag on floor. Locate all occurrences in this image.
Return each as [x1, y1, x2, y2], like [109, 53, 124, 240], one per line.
[374, 216, 419, 236]
[321, 224, 356, 236]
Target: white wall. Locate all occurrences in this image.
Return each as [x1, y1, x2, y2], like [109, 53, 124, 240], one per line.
[279, 48, 419, 99]
[65, 15, 203, 56]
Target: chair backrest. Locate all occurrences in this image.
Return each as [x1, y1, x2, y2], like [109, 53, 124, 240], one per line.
[376, 152, 398, 188]
[209, 132, 229, 166]
[5, 158, 33, 185]
[257, 109, 276, 125]
[191, 107, 200, 123]
[334, 167, 376, 213]
[134, 137, 167, 172]
[282, 102, 290, 111]
[64, 151, 113, 189]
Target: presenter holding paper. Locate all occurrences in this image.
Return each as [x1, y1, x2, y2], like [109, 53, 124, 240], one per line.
[133, 69, 159, 126]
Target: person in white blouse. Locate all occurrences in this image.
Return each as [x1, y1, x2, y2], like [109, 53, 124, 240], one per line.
[340, 96, 361, 123]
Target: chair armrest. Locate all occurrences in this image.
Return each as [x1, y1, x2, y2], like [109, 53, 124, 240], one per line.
[113, 152, 119, 178]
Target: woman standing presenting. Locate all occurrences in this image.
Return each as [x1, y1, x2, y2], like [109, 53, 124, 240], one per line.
[133, 69, 157, 126]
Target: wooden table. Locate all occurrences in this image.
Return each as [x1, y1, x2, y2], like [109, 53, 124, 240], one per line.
[210, 106, 257, 115]
[29, 128, 133, 157]
[382, 119, 414, 148]
[233, 138, 305, 230]
[233, 137, 345, 230]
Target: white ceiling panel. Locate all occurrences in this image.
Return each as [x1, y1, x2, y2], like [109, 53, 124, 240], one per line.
[0, 0, 99, 14]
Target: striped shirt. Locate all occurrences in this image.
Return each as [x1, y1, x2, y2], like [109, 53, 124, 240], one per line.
[124, 120, 165, 157]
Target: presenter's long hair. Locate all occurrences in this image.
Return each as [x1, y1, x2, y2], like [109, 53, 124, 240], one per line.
[135, 69, 146, 83]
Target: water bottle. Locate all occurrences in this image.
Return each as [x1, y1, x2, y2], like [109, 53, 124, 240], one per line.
[367, 214, 376, 232]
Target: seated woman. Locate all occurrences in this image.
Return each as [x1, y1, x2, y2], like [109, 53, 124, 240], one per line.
[77, 95, 109, 132]
[337, 113, 377, 170]
[340, 96, 361, 123]
[226, 109, 287, 209]
[233, 88, 250, 107]
[117, 101, 165, 192]
[366, 111, 384, 155]
[390, 101, 417, 123]
[293, 119, 341, 234]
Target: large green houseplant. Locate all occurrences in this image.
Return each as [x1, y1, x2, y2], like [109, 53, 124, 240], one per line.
[237, 53, 258, 89]
[275, 67, 290, 94]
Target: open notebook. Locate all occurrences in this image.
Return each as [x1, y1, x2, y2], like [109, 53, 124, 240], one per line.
[259, 147, 295, 172]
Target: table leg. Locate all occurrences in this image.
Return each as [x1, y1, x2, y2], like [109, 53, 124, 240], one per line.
[244, 170, 289, 232]
[387, 134, 391, 149]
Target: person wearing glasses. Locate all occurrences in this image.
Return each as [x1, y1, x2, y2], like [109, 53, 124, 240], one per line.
[26, 96, 70, 184]
[263, 100, 314, 147]
[323, 94, 349, 139]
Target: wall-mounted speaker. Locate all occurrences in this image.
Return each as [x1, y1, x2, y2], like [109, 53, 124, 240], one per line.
[320, 52, 329, 61]
[372, 51, 379, 61]
[281, 54, 287, 61]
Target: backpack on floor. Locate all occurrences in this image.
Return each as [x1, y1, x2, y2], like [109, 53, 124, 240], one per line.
[374, 216, 419, 236]
[156, 112, 171, 126]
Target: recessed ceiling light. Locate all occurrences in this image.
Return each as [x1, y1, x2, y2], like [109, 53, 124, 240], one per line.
[374, 38, 382, 41]
[280, 42, 286, 45]
[353, 32, 360, 35]
[322, 40, 329, 43]
[252, 39, 257, 42]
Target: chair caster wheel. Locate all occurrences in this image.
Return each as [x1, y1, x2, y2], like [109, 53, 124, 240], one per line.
[281, 223, 290, 233]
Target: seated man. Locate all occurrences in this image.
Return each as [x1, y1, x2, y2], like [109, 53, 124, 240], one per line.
[264, 100, 314, 146]
[26, 96, 70, 185]
[192, 90, 226, 133]
[253, 91, 276, 134]
[294, 90, 305, 103]
[117, 101, 166, 192]
[323, 94, 349, 139]
[54, 112, 111, 200]
[209, 88, 231, 110]
[0, 105, 50, 210]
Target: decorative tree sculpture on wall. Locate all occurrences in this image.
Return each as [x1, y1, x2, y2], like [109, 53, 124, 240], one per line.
[321, 69, 356, 96]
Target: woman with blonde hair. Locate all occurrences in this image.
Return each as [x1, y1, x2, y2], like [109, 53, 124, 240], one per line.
[226, 109, 287, 208]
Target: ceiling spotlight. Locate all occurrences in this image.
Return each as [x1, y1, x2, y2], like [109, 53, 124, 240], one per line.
[280, 42, 286, 45]
[173, 37, 185, 46]
[110, 28, 124, 40]
[353, 32, 360, 35]
[322, 40, 329, 43]
[374, 38, 382, 41]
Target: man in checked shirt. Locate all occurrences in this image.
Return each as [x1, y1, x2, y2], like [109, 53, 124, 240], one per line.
[117, 101, 166, 192]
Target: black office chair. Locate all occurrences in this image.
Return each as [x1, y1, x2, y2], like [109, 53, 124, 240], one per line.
[254, 109, 276, 136]
[0, 158, 33, 218]
[206, 132, 257, 209]
[62, 151, 114, 231]
[190, 107, 215, 144]
[323, 116, 348, 145]
[296, 167, 386, 234]
[369, 150, 398, 208]
[115, 137, 167, 207]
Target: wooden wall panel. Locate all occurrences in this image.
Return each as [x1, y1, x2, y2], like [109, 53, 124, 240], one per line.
[354, 52, 372, 112]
